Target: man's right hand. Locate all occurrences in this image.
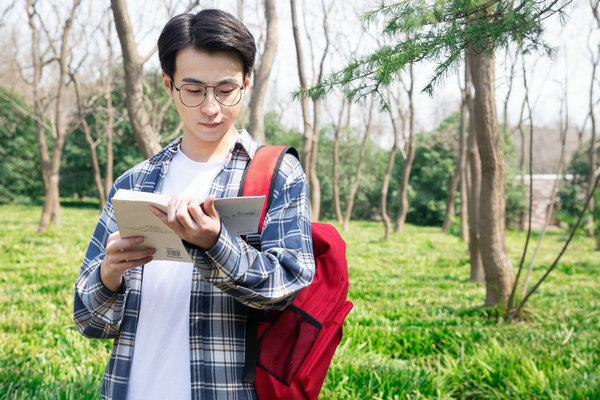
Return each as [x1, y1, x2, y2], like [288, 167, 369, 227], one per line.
[100, 231, 155, 292]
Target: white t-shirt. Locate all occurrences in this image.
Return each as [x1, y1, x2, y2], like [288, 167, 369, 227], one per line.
[126, 148, 227, 400]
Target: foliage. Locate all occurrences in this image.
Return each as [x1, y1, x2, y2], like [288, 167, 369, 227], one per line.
[1, 204, 598, 398]
[264, 110, 389, 221]
[397, 121, 456, 226]
[387, 112, 526, 227]
[556, 143, 598, 229]
[317, 123, 388, 221]
[299, 0, 570, 100]
[0, 87, 43, 204]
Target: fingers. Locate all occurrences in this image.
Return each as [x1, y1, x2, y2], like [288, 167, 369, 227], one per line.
[101, 232, 155, 292]
[167, 195, 179, 225]
[148, 195, 221, 248]
[176, 198, 197, 229]
[202, 195, 219, 219]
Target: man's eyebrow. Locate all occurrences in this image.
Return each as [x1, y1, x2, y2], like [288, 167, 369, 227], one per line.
[181, 77, 240, 85]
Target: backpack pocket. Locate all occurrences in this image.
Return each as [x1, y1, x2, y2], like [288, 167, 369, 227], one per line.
[256, 305, 322, 385]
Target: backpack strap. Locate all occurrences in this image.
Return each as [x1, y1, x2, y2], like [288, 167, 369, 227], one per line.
[238, 145, 299, 232]
[240, 145, 299, 384]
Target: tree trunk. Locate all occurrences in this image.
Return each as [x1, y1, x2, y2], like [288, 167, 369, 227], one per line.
[394, 64, 416, 233]
[468, 50, 515, 308]
[442, 155, 460, 232]
[248, 0, 277, 144]
[332, 97, 346, 223]
[27, 1, 56, 232]
[72, 75, 106, 208]
[382, 102, 402, 240]
[459, 69, 469, 242]
[290, 0, 314, 176]
[32, 0, 82, 233]
[521, 96, 569, 299]
[442, 74, 469, 234]
[517, 98, 527, 232]
[111, 0, 162, 158]
[588, 46, 599, 240]
[343, 99, 374, 231]
[104, 30, 115, 199]
[310, 97, 322, 220]
[465, 55, 484, 283]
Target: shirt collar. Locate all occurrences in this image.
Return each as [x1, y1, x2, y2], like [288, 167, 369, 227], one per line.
[231, 129, 260, 160]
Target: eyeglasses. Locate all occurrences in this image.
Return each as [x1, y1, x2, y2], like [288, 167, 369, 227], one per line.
[171, 80, 245, 107]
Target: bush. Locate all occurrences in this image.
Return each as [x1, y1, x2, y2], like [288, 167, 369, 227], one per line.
[0, 87, 43, 204]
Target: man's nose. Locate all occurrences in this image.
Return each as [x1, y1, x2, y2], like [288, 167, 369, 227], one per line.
[200, 89, 219, 115]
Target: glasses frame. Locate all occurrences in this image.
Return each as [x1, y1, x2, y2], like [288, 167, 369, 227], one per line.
[170, 79, 245, 108]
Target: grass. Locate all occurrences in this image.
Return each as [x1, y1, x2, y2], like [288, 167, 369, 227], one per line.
[1, 202, 599, 399]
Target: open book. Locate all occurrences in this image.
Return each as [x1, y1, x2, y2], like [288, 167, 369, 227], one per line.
[111, 189, 265, 262]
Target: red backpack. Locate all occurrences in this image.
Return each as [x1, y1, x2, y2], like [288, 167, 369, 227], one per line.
[239, 145, 353, 400]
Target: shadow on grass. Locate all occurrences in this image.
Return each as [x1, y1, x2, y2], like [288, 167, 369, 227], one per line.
[59, 198, 100, 209]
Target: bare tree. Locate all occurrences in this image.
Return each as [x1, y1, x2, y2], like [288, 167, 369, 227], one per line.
[110, 0, 163, 158]
[26, 0, 83, 233]
[25, 1, 57, 231]
[71, 73, 106, 207]
[290, 0, 314, 182]
[442, 73, 468, 237]
[520, 72, 570, 299]
[468, 49, 515, 307]
[290, 0, 333, 221]
[503, 46, 518, 135]
[331, 96, 346, 223]
[103, 13, 116, 197]
[343, 98, 374, 231]
[394, 63, 416, 233]
[587, 0, 600, 242]
[382, 87, 406, 240]
[248, 0, 277, 143]
[459, 69, 469, 242]
[516, 95, 527, 231]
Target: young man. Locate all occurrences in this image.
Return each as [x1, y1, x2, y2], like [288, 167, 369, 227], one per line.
[74, 9, 315, 400]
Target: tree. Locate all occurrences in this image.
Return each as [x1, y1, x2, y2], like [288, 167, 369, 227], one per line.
[442, 66, 469, 239]
[394, 63, 416, 233]
[587, 0, 600, 244]
[382, 86, 406, 240]
[465, 58, 484, 282]
[519, 69, 569, 299]
[301, 0, 570, 307]
[110, 0, 163, 158]
[343, 98, 375, 231]
[290, 0, 333, 221]
[468, 49, 515, 307]
[25, 0, 82, 233]
[331, 96, 347, 223]
[71, 73, 106, 207]
[248, 0, 277, 143]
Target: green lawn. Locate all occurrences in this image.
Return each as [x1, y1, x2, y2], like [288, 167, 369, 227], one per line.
[1, 203, 598, 399]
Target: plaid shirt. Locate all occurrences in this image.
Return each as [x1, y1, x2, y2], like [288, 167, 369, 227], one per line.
[73, 131, 315, 400]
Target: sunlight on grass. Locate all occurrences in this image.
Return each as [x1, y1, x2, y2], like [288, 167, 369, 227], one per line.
[1, 204, 598, 399]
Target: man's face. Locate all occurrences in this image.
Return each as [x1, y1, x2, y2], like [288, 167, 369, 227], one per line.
[163, 47, 249, 147]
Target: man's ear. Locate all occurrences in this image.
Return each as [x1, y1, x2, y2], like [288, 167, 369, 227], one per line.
[244, 74, 251, 90]
[162, 72, 173, 98]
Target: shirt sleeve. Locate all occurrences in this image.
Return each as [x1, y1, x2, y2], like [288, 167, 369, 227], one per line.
[184, 153, 316, 310]
[73, 185, 128, 339]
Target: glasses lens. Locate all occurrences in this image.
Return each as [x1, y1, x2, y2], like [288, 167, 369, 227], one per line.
[179, 84, 206, 107]
[215, 83, 242, 106]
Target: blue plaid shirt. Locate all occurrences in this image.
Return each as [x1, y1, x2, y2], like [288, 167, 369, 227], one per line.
[73, 131, 315, 400]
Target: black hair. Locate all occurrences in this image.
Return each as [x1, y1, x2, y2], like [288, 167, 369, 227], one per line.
[158, 9, 256, 80]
